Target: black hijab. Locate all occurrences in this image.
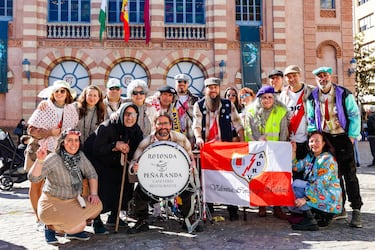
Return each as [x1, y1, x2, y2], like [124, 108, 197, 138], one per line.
[114, 102, 143, 160]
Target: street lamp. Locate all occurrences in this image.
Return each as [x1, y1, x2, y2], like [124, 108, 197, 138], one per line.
[219, 60, 226, 80]
[348, 57, 357, 77]
[22, 58, 31, 81]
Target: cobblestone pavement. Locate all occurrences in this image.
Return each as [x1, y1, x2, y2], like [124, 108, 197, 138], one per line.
[1, 141, 375, 250]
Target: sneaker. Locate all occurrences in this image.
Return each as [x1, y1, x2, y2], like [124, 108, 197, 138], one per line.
[44, 227, 58, 244]
[65, 231, 91, 241]
[291, 218, 319, 231]
[127, 220, 149, 234]
[349, 209, 363, 228]
[333, 208, 348, 220]
[36, 221, 45, 232]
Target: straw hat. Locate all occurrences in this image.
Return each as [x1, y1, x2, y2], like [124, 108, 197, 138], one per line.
[38, 80, 77, 99]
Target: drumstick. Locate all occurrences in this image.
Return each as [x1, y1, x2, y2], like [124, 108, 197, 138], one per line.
[115, 152, 127, 233]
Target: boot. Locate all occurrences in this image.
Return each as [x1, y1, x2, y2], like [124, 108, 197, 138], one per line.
[349, 209, 363, 228]
[291, 210, 319, 231]
[258, 206, 266, 217]
[273, 206, 288, 220]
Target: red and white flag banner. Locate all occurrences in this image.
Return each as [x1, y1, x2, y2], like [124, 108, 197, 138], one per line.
[201, 141, 295, 207]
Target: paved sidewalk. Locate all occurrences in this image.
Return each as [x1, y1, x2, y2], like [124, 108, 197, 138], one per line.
[1, 141, 375, 250]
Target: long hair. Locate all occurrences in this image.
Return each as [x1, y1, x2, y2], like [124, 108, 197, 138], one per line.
[76, 85, 106, 125]
[309, 131, 335, 157]
[224, 87, 241, 112]
[49, 88, 74, 104]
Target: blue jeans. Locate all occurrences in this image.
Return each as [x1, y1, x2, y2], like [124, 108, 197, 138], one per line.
[288, 179, 310, 213]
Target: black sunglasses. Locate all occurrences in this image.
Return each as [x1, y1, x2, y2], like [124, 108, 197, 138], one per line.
[177, 80, 187, 83]
[132, 90, 145, 95]
[109, 87, 120, 91]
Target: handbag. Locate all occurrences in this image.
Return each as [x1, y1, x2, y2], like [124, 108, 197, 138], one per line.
[13, 127, 23, 136]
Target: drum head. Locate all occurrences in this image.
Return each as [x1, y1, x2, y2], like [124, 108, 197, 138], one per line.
[137, 141, 191, 199]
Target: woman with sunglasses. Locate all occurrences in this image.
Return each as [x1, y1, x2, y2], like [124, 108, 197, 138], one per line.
[28, 128, 102, 244]
[246, 85, 289, 219]
[92, 103, 143, 229]
[224, 87, 242, 142]
[26, 80, 79, 232]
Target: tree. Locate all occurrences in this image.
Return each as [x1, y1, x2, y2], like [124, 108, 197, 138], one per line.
[353, 33, 375, 104]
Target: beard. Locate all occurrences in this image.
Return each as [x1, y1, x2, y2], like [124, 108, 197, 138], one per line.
[156, 128, 170, 138]
[205, 95, 221, 112]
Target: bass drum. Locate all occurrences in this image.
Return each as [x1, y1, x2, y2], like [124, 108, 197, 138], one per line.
[137, 141, 191, 200]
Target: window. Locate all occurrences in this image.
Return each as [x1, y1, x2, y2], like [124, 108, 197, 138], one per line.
[320, 0, 335, 9]
[0, 0, 13, 19]
[165, 0, 205, 24]
[108, 0, 145, 24]
[235, 0, 261, 25]
[48, 0, 90, 22]
[359, 14, 374, 32]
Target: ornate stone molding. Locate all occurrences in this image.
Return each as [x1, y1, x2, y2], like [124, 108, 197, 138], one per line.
[162, 41, 211, 49]
[317, 25, 341, 32]
[320, 10, 336, 18]
[316, 40, 342, 58]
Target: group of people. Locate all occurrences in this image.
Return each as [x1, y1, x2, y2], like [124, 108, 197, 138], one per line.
[22, 64, 363, 244]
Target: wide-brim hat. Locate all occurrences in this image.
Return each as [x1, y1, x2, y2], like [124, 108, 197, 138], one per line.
[37, 80, 77, 99]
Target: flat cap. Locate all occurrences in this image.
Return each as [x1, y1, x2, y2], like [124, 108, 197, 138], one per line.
[284, 65, 301, 75]
[204, 77, 221, 87]
[268, 69, 284, 78]
[174, 73, 190, 82]
[312, 66, 332, 76]
[158, 85, 177, 95]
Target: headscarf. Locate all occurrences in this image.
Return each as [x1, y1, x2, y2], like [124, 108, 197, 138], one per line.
[114, 103, 143, 160]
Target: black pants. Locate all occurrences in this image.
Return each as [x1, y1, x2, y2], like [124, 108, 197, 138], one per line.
[368, 136, 375, 165]
[323, 133, 363, 210]
[293, 141, 309, 180]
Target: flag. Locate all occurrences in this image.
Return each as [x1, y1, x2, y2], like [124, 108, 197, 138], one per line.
[144, 0, 150, 44]
[120, 0, 130, 42]
[98, 0, 107, 41]
[201, 141, 295, 207]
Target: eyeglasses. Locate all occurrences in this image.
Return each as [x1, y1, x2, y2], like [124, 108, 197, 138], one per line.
[109, 87, 120, 91]
[156, 122, 171, 126]
[55, 89, 67, 94]
[226, 94, 237, 98]
[124, 112, 138, 118]
[177, 80, 187, 84]
[240, 93, 252, 99]
[132, 90, 145, 95]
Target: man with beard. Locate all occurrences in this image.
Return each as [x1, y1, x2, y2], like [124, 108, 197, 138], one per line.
[173, 73, 199, 145]
[193, 77, 244, 220]
[307, 66, 363, 228]
[127, 113, 202, 233]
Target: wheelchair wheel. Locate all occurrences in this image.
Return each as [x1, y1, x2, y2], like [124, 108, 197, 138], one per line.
[0, 175, 14, 191]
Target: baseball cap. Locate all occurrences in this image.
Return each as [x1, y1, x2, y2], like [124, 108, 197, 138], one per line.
[106, 78, 121, 89]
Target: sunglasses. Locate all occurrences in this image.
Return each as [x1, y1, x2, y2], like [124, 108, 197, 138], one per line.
[240, 93, 252, 99]
[109, 87, 120, 91]
[55, 89, 67, 94]
[156, 122, 171, 126]
[177, 80, 187, 84]
[226, 94, 237, 98]
[124, 111, 138, 118]
[132, 90, 145, 95]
